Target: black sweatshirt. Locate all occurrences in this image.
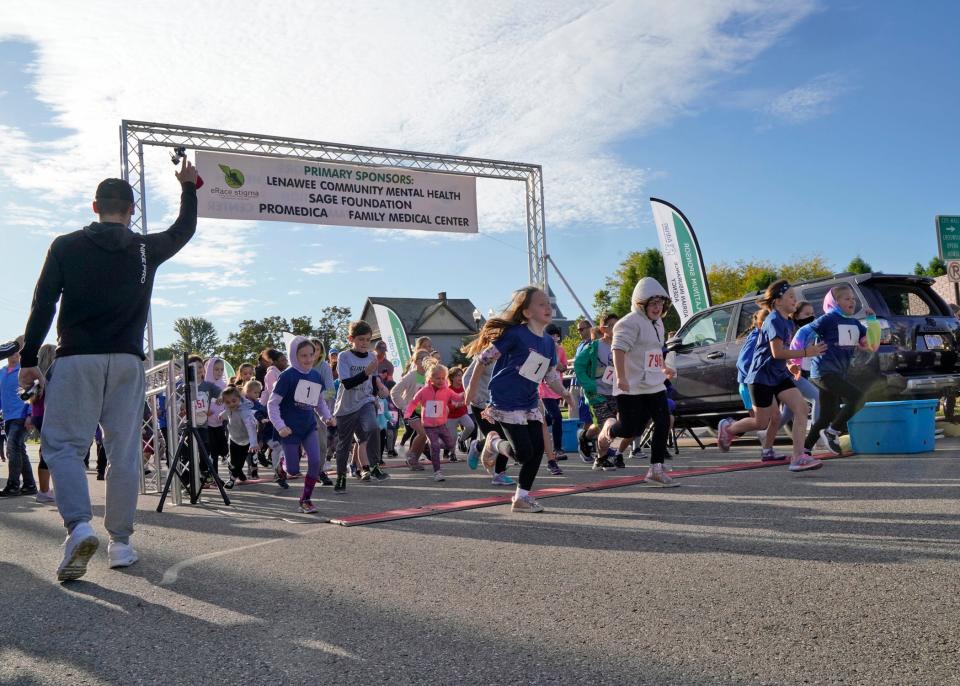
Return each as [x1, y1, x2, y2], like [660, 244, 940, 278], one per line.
[20, 183, 197, 368]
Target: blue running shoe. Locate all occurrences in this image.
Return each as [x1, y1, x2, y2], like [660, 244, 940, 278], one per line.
[467, 440, 480, 470]
[491, 472, 515, 486]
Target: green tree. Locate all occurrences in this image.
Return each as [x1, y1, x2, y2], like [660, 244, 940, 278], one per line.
[914, 257, 947, 277]
[220, 308, 352, 368]
[172, 317, 220, 356]
[153, 346, 176, 362]
[602, 249, 681, 333]
[707, 256, 833, 304]
[560, 317, 587, 361]
[592, 289, 613, 319]
[846, 255, 873, 274]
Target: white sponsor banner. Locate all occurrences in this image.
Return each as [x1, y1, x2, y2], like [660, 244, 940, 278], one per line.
[196, 151, 478, 234]
[650, 197, 711, 325]
[372, 304, 411, 373]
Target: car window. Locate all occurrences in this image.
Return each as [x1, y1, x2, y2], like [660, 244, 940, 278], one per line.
[800, 284, 862, 316]
[736, 302, 759, 338]
[869, 282, 939, 316]
[679, 307, 733, 348]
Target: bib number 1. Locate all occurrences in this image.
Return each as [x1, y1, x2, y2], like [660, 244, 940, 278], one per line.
[518, 350, 550, 383]
[424, 400, 443, 419]
[294, 380, 323, 405]
[837, 324, 859, 347]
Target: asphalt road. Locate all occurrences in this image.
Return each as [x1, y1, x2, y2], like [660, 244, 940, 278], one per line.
[2, 437, 959, 685]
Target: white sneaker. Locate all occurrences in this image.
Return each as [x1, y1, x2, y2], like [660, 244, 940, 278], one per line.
[35, 489, 56, 503]
[433, 470, 445, 482]
[107, 541, 139, 569]
[57, 522, 100, 582]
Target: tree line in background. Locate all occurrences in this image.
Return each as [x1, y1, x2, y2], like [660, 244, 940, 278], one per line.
[155, 306, 352, 367]
[559, 248, 949, 360]
[154, 249, 951, 366]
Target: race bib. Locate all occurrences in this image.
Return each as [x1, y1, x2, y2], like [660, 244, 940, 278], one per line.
[194, 394, 209, 425]
[645, 349, 664, 371]
[837, 324, 859, 347]
[294, 380, 323, 405]
[518, 350, 550, 383]
[389, 410, 399, 424]
[424, 400, 444, 419]
[601, 365, 617, 385]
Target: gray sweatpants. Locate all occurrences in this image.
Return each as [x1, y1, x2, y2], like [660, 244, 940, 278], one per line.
[42, 354, 145, 543]
[333, 402, 380, 474]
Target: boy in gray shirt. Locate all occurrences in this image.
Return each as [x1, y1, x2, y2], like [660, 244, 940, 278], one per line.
[332, 320, 389, 492]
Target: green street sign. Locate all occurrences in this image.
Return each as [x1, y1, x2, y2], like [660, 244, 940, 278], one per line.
[937, 215, 960, 260]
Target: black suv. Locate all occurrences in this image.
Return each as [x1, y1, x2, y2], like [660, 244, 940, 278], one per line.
[665, 273, 960, 425]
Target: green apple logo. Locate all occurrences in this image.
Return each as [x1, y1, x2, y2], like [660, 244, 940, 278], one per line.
[218, 164, 245, 189]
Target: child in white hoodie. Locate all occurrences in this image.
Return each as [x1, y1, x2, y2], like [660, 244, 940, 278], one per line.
[597, 277, 679, 487]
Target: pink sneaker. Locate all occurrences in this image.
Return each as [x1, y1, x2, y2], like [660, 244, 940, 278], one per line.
[789, 455, 823, 472]
[717, 418, 734, 452]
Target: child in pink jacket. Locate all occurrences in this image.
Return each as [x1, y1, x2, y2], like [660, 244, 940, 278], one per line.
[405, 364, 464, 482]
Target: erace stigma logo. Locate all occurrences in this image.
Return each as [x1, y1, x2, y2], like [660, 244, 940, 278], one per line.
[218, 164, 245, 189]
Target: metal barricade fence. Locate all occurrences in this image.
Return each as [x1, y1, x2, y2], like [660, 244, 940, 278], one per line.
[141, 359, 184, 506]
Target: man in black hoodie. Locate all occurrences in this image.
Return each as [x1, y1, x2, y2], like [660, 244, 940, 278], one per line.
[19, 158, 198, 581]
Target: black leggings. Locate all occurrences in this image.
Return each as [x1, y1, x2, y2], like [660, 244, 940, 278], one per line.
[499, 421, 545, 490]
[609, 391, 669, 464]
[471, 406, 508, 475]
[804, 373, 867, 450]
[228, 440, 250, 476]
[542, 397, 563, 454]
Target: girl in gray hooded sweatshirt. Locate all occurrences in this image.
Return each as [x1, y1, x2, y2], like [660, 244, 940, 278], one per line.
[597, 277, 679, 487]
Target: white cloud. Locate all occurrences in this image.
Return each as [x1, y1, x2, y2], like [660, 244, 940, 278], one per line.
[356, 266, 383, 272]
[302, 260, 342, 275]
[151, 297, 186, 309]
[0, 0, 816, 237]
[287, 289, 302, 295]
[764, 73, 847, 125]
[203, 297, 259, 319]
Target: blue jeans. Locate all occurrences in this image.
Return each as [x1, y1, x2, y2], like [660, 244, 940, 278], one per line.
[4, 419, 36, 491]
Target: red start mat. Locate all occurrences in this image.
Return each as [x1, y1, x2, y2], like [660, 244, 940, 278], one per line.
[329, 453, 843, 527]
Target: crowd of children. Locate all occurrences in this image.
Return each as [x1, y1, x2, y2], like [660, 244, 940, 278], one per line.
[2, 275, 879, 517]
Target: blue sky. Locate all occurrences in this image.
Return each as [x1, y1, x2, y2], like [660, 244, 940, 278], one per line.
[0, 1, 958, 349]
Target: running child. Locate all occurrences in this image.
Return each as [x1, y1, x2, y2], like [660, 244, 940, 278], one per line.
[716, 311, 783, 461]
[203, 357, 230, 469]
[445, 366, 474, 459]
[391, 350, 432, 471]
[243, 379, 268, 477]
[462, 357, 515, 485]
[332, 320, 390, 492]
[405, 363, 463, 481]
[464, 286, 570, 512]
[219, 386, 259, 489]
[736, 280, 827, 472]
[267, 336, 333, 513]
[803, 285, 879, 454]
[595, 278, 678, 487]
[575, 313, 630, 470]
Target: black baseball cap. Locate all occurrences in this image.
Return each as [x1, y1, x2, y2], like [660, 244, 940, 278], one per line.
[95, 178, 135, 203]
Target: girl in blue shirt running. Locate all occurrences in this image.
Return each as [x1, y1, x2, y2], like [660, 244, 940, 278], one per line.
[464, 286, 570, 513]
[723, 280, 827, 472]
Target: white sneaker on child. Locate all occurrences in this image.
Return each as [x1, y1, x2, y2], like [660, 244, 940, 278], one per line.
[434, 470, 445, 482]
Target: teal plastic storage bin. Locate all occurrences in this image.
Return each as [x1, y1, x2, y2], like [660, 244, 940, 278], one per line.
[847, 399, 938, 454]
[561, 418, 581, 453]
